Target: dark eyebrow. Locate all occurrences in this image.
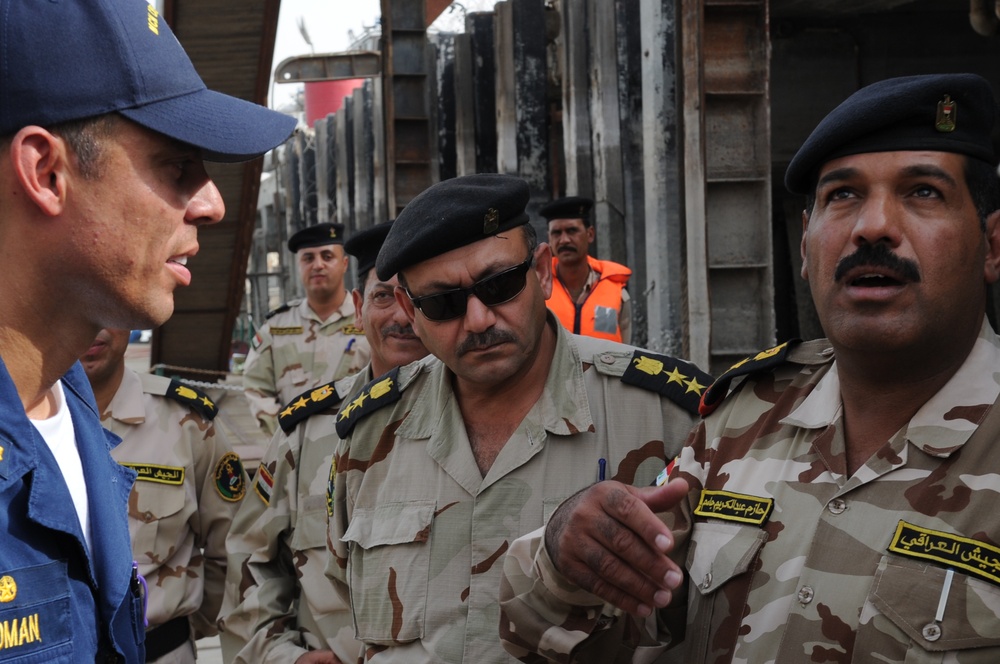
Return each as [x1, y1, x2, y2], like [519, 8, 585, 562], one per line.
[816, 163, 959, 191]
[419, 259, 519, 292]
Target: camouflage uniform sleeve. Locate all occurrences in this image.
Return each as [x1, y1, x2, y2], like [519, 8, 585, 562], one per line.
[189, 416, 245, 639]
[499, 425, 702, 663]
[324, 434, 354, 610]
[243, 326, 280, 435]
[219, 427, 312, 663]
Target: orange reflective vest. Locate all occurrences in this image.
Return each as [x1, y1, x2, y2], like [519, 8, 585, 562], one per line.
[547, 256, 631, 342]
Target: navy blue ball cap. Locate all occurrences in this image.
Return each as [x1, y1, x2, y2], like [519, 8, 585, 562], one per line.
[345, 221, 394, 277]
[539, 196, 594, 223]
[0, 0, 296, 163]
[785, 73, 1000, 195]
[376, 174, 531, 281]
[288, 223, 346, 253]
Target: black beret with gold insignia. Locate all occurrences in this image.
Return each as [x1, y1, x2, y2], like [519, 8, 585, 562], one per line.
[288, 222, 346, 253]
[786, 73, 999, 194]
[539, 196, 593, 225]
[345, 220, 394, 278]
[278, 381, 344, 434]
[375, 174, 530, 281]
[164, 380, 218, 420]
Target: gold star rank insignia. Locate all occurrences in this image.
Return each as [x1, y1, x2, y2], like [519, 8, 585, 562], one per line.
[278, 381, 344, 434]
[621, 350, 714, 416]
[336, 367, 405, 438]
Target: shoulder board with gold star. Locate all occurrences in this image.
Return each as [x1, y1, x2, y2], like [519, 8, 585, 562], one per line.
[163, 380, 218, 421]
[621, 351, 715, 415]
[698, 340, 801, 417]
[278, 381, 344, 434]
[341, 323, 364, 335]
[265, 302, 292, 320]
[335, 366, 404, 439]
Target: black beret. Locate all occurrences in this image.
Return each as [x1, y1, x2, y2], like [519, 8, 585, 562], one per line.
[287, 223, 345, 253]
[786, 73, 1000, 195]
[539, 196, 593, 222]
[376, 174, 530, 281]
[345, 221, 394, 278]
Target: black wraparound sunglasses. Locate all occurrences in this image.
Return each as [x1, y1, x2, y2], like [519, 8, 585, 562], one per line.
[406, 256, 533, 322]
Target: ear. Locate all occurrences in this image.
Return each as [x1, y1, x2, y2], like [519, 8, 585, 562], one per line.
[10, 126, 69, 217]
[351, 288, 365, 330]
[585, 225, 595, 244]
[983, 209, 1000, 284]
[394, 285, 417, 324]
[799, 209, 810, 281]
[534, 243, 553, 298]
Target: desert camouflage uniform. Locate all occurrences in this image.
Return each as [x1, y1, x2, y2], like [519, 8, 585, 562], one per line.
[499, 320, 1000, 663]
[220, 370, 369, 664]
[243, 297, 370, 435]
[327, 319, 707, 663]
[105, 369, 247, 663]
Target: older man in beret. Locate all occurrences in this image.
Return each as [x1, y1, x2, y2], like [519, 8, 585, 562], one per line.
[499, 73, 1000, 663]
[221, 221, 428, 664]
[325, 173, 711, 663]
[243, 222, 371, 435]
[542, 196, 633, 343]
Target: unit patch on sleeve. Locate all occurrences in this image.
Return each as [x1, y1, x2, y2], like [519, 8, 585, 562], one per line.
[888, 520, 1000, 587]
[278, 382, 343, 434]
[120, 463, 185, 486]
[335, 367, 403, 438]
[621, 351, 714, 415]
[254, 462, 274, 505]
[694, 489, 773, 526]
[214, 452, 246, 502]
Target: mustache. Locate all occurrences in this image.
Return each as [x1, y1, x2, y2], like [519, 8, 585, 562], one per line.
[380, 323, 417, 340]
[456, 327, 517, 357]
[833, 243, 921, 283]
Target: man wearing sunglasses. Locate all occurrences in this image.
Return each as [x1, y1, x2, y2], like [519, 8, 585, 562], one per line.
[325, 173, 711, 663]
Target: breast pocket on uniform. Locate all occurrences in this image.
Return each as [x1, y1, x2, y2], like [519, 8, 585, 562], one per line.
[341, 500, 435, 645]
[683, 521, 768, 660]
[127, 480, 186, 561]
[856, 555, 1000, 663]
[0, 560, 73, 661]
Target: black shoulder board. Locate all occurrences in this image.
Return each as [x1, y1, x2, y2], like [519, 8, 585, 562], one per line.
[265, 303, 292, 320]
[621, 351, 715, 416]
[165, 380, 218, 420]
[335, 366, 404, 439]
[278, 382, 343, 434]
[698, 340, 800, 416]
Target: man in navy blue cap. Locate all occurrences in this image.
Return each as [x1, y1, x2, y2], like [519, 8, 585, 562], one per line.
[541, 196, 633, 344]
[499, 73, 1000, 663]
[243, 222, 370, 435]
[0, 0, 295, 661]
[325, 174, 710, 662]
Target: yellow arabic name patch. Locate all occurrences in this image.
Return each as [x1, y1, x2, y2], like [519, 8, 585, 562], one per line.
[889, 520, 1000, 587]
[694, 489, 773, 525]
[121, 463, 185, 485]
[270, 326, 303, 335]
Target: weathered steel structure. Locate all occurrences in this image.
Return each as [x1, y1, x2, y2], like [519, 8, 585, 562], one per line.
[248, 0, 1000, 375]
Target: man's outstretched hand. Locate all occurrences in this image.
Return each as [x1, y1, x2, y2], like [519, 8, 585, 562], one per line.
[544, 479, 689, 616]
